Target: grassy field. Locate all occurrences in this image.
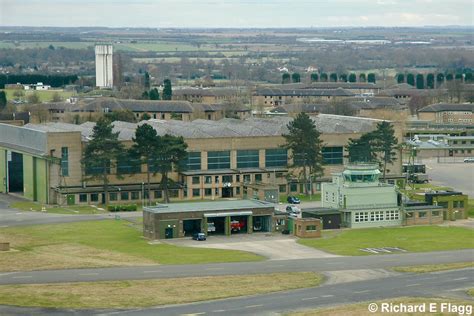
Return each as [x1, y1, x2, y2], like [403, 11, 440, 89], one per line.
[10, 201, 107, 215]
[0, 272, 323, 308]
[290, 297, 474, 316]
[393, 262, 474, 273]
[298, 226, 474, 256]
[2, 89, 74, 103]
[0, 220, 263, 272]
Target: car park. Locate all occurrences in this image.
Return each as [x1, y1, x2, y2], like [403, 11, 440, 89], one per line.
[287, 196, 301, 204]
[192, 233, 206, 241]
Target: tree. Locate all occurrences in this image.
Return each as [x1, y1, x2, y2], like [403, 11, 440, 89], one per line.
[310, 73, 319, 82]
[408, 95, 430, 115]
[359, 73, 366, 82]
[320, 73, 328, 82]
[51, 92, 62, 102]
[141, 113, 151, 120]
[104, 110, 136, 123]
[141, 90, 149, 100]
[436, 73, 444, 85]
[339, 73, 348, 82]
[445, 74, 454, 81]
[346, 133, 376, 163]
[131, 124, 159, 204]
[144, 72, 150, 90]
[0, 91, 6, 111]
[282, 113, 324, 195]
[407, 73, 415, 86]
[292, 73, 301, 83]
[367, 73, 376, 83]
[446, 80, 463, 102]
[426, 73, 435, 89]
[27, 92, 40, 104]
[416, 74, 424, 89]
[396, 73, 405, 84]
[372, 121, 398, 180]
[348, 73, 357, 83]
[82, 118, 125, 207]
[149, 88, 160, 100]
[282, 73, 291, 84]
[154, 134, 188, 203]
[329, 73, 338, 82]
[162, 79, 172, 100]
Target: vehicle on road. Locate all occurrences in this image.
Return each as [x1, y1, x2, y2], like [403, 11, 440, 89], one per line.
[287, 196, 301, 204]
[408, 173, 429, 184]
[286, 205, 301, 215]
[463, 157, 474, 163]
[192, 232, 207, 241]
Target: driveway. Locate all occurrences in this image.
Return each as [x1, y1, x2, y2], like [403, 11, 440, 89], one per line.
[162, 234, 340, 260]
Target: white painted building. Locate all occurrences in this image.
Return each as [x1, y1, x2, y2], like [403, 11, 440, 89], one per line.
[95, 44, 113, 88]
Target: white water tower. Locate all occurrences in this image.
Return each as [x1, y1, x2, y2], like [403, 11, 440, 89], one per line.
[95, 44, 113, 88]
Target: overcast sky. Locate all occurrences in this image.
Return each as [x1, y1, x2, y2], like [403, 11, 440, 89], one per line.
[1, 0, 472, 28]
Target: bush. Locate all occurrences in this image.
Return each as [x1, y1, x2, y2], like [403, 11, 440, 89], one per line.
[108, 204, 138, 212]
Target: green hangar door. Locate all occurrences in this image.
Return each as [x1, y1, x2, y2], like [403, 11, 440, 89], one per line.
[7, 152, 23, 193]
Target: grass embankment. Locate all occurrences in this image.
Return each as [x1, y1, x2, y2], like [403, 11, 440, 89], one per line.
[0, 220, 263, 272]
[298, 226, 474, 256]
[0, 272, 323, 309]
[10, 201, 107, 215]
[279, 193, 321, 203]
[290, 297, 474, 316]
[393, 262, 474, 273]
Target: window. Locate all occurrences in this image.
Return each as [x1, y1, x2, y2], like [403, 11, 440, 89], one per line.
[207, 151, 230, 169]
[279, 185, 287, 193]
[432, 211, 440, 217]
[185, 152, 201, 171]
[192, 189, 200, 197]
[454, 201, 464, 208]
[243, 174, 251, 183]
[120, 192, 129, 200]
[322, 147, 343, 165]
[131, 192, 140, 200]
[306, 225, 317, 231]
[236, 187, 240, 195]
[418, 211, 427, 218]
[169, 189, 179, 198]
[386, 210, 399, 220]
[355, 212, 369, 222]
[204, 188, 212, 196]
[85, 161, 110, 175]
[91, 193, 99, 202]
[109, 192, 117, 201]
[192, 176, 200, 184]
[117, 158, 141, 174]
[215, 176, 219, 183]
[237, 150, 259, 168]
[222, 175, 233, 183]
[370, 211, 384, 221]
[79, 193, 87, 203]
[154, 190, 162, 199]
[277, 219, 285, 225]
[205, 176, 212, 184]
[265, 148, 288, 167]
[236, 175, 240, 182]
[255, 174, 262, 182]
[290, 182, 297, 192]
[332, 192, 335, 202]
[60, 147, 69, 176]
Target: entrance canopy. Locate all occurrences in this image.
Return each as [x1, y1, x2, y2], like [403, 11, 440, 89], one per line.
[204, 211, 253, 218]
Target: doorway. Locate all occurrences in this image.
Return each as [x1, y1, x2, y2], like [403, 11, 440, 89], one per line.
[165, 227, 174, 239]
[8, 151, 23, 193]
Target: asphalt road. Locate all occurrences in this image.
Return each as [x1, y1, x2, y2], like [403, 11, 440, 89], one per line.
[0, 268, 472, 316]
[1, 249, 473, 285]
[423, 158, 474, 196]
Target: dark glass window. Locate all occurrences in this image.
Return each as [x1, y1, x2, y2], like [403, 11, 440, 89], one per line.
[90, 193, 99, 202]
[207, 151, 230, 169]
[322, 147, 343, 165]
[131, 192, 140, 200]
[60, 147, 69, 176]
[192, 189, 200, 197]
[237, 150, 259, 168]
[265, 148, 287, 167]
[79, 193, 87, 202]
[117, 158, 141, 174]
[185, 152, 201, 171]
[120, 192, 129, 200]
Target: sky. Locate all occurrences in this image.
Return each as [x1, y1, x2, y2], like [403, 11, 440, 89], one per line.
[0, 0, 472, 28]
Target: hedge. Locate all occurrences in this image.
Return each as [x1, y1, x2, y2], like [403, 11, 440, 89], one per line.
[107, 204, 138, 212]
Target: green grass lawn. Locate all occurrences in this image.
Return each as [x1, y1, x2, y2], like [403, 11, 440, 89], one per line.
[279, 193, 321, 203]
[298, 226, 474, 256]
[3, 89, 74, 103]
[10, 201, 107, 215]
[0, 220, 262, 271]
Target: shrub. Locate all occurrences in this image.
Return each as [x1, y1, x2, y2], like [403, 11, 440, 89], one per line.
[108, 204, 138, 212]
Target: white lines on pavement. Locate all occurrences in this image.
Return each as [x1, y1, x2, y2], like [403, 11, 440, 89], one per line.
[143, 270, 162, 273]
[181, 313, 206, 316]
[321, 294, 334, 298]
[353, 290, 371, 294]
[15, 212, 22, 215]
[448, 287, 471, 292]
[211, 310, 226, 313]
[301, 297, 319, 301]
[406, 283, 420, 287]
[205, 268, 224, 271]
[453, 277, 468, 281]
[245, 304, 263, 308]
[12, 276, 32, 279]
[79, 273, 99, 276]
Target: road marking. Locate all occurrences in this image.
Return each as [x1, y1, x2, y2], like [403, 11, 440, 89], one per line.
[15, 213, 22, 215]
[321, 294, 334, 298]
[205, 268, 224, 271]
[181, 313, 206, 316]
[301, 297, 319, 301]
[453, 277, 468, 281]
[79, 273, 99, 276]
[448, 287, 471, 292]
[211, 310, 226, 313]
[245, 304, 263, 308]
[407, 283, 420, 287]
[354, 290, 371, 294]
[143, 270, 162, 273]
[12, 276, 32, 279]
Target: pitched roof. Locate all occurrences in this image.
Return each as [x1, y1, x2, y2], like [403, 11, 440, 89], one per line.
[256, 87, 355, 97]
[418, 103, 474, 113]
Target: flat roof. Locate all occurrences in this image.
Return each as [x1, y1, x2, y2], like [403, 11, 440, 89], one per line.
[144, 199, 276, 214]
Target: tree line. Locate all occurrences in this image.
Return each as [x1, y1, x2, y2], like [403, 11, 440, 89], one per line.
[396, 71, 473, 89]
[0, 74, 79, 88]
[282, 72, 376, 84]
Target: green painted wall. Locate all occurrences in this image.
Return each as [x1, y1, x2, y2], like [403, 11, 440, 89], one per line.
[0, 149, 6, 193]
[22, 155, 34, 201]
[34, 158, 48, 204]
[157, 219, 179, 239]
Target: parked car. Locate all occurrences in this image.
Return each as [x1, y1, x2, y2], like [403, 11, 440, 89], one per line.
[464, 157, 474, 163]
[192, 233, 206, 241]
[286, 205, 301, 214]
[287, 195, 301, 204]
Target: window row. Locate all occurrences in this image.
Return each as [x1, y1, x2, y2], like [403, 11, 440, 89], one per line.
[354, 210, 400, 223]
